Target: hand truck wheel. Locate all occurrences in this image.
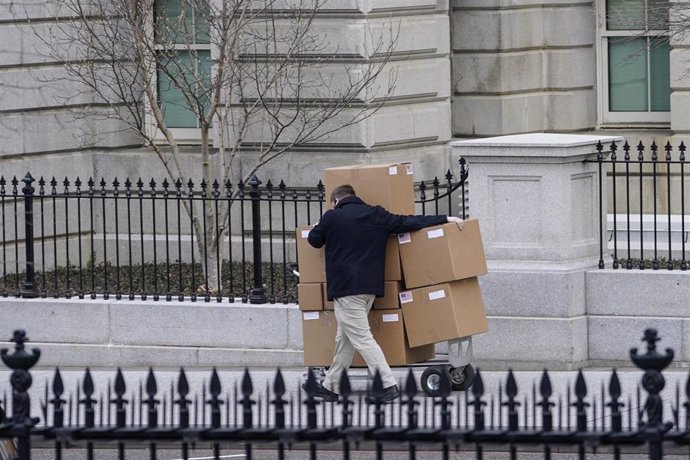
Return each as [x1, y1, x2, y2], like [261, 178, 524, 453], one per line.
[449, 364, 475, 391]
[420, 365, 451, 397]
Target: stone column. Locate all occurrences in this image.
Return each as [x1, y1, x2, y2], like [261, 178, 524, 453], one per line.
[451, 133, 621, 369]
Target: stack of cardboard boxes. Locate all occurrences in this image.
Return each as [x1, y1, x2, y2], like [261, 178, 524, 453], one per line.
[297, 163, 489, 367]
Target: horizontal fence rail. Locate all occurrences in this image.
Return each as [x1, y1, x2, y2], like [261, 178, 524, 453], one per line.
[0, 159, 469, 303]
[0, 328, 687, 459]
[589, 140, 689, 270]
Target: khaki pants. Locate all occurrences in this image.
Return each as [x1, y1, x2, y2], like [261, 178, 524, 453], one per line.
[322, 294, 396, 393]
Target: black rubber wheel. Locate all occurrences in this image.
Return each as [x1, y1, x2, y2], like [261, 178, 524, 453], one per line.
[450, 364, 476, 391]
[420, 365, 451, 397]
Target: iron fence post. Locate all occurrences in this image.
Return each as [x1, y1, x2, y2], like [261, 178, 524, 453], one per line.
[1, 330, 41, 460]
[21, 174, 37, 298]
[249, 176, 266, 304]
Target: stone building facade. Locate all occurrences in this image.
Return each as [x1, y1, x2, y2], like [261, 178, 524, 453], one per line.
[0, 1, 683, 182]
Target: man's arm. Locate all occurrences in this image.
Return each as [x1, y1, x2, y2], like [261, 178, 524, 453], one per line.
[380, 207, 464, 234]
[307, 213, 331, 248]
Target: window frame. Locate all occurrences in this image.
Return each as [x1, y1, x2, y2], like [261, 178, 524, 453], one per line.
[149, 0, 214, 144]
[597, 0, 671, 126]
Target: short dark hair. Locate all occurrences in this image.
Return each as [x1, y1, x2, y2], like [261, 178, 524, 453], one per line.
[330, 184, 356, 203]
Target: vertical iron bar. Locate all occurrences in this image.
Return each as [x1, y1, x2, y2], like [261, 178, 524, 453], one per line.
[88, 179, 95, 298]
[280, 181, 287, 303]
[611, 143, 619, 268]
[114, 178, 122, 299]
[267, 180, 275, 302]
[201, 180, 209, 302]
[151, 179, 159, 300]
[163, 180, 171, 300]
[125, 179, 132, 300]
[226, 180, 234, 302]
[638, 142, 645, 269]
[188, 180, 196, 302]
[213, 180, 221, 301]
[680, 142, 687, 270]
[76, 178, 84, 298]
[176, 179, 183, 301]
[665, 142, 673, 269]
[596, 142, 605, 268]
[240, 181, 247, 301]
[21, 173, 37, 298]
[51, 178, 58, 297]
[138, 179, 146, 300]
[249, 176, 266, 304]
[0, 176, 6, 296]
[652, 141, 659, 269]
[11, 177, 19, 296]
[624, 142, 632, 269]
[39, 178, 46, 297]
[63, 177, 71, 297]
[101, 178, 110, 300]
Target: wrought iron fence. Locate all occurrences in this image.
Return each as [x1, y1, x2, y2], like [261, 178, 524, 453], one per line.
[0, 160, 468, 304]
[590, 140, 689, 270]
[0, 327, 687, 459]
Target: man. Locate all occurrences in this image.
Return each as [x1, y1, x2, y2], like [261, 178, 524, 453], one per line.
[302, 184, 464, 402]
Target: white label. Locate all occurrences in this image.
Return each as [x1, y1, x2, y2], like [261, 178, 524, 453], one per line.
[382, 313, 399, 323]
[428, 289, 446, 301]
[399, 291, 413, 304]
[303, 311, 320, 320]
[405, 164, 413, 175]
[397, 233, 411, 244]
[388, 166, 398, 175]
[301, 230, 310, 238]
[427, 228, 444, 239]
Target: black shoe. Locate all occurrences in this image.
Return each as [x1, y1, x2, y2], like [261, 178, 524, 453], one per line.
[381, 385, 400, 403]
[302, 381, 339, 402]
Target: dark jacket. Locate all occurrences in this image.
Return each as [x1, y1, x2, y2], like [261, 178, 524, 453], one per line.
[308, 196, 447, 300]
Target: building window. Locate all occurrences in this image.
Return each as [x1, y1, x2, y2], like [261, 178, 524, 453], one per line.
[154, 0, 212, 130]
[600, 0, 670, 124]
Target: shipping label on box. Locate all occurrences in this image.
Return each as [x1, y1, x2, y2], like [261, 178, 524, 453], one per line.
[400, 279, 489, 347]
[398, 219, 488, 289]
[324, 163, 415, 215]
[295, 226, 326, 283]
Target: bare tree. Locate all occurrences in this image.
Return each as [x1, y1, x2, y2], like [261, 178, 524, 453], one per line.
[34, 0, 397, 291]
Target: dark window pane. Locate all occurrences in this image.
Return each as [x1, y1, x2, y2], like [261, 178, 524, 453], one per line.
[609, 38, 648, 111]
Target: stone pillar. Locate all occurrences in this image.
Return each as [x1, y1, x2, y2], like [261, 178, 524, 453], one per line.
[451, 133, 621, 369]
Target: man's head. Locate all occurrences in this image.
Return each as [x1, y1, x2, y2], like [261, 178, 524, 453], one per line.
[330, 184, 356, 207]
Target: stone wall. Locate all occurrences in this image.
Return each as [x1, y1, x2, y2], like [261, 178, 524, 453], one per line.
[450, 0, 597, 136]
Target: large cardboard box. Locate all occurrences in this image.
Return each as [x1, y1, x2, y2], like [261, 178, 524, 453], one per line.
[397, 219, 488, 289]
[295, 226, 326, 283]
[384, 236, 402, 281]
[372, 281, 402, 310]
[302, 310, 337, 366]
[324, 163, 415, 215]
[298, 283, 323, 311]
[400, 278, 489, 347]
[353, 309, 435, 366]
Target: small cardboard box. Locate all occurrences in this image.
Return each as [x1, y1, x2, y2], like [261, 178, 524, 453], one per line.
[384, 236, 402, 281]
[301, 310, 337, 366]
[322, 283, 334, 310]
[353, 309, 435, 366]
[298, 283, 323, 311]
[295, 226, 326, 283]
[373, 281, 402, 310]
[324, 163, 415, 215]
[400, 278, 489, 347]
[397, 219, 488, 289]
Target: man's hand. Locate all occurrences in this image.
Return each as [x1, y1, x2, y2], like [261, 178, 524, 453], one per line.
[447, 216, 464, 230]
